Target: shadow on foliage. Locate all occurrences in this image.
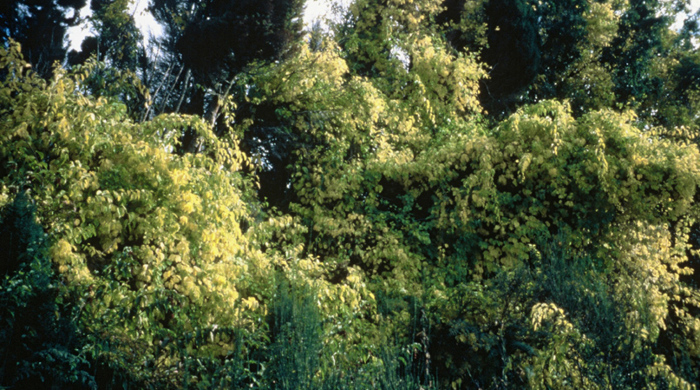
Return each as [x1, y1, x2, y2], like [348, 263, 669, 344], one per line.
[0, 191, 95, 389]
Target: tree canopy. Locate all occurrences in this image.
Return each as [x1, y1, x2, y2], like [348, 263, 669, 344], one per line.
[2, 0, 700, 388]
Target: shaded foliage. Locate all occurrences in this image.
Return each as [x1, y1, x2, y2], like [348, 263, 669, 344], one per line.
[0, 192, 95, 389]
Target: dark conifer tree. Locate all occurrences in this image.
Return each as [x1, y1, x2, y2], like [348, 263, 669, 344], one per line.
[0, 0, 87, 77]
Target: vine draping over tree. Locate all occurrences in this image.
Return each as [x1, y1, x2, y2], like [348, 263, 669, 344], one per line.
[2, 0, 700, 388]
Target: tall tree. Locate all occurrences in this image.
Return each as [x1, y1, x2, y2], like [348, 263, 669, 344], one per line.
[67, 0, 151, 121]
[148, 0, 304, 113]
[438, 0, 700, 123]
[439, 0, 542, 116]
[129, 0, 305, 159]
[67, 0, 145, 71]
[0, 0, 87, 77]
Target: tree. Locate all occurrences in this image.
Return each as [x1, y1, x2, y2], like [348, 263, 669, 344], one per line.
[144, 0, 306, 156]
[1, 0, 87, 77]
[66, 0, 155, 122]
[439, 0, 542, 116]
[438, 0, 700, 126]
[67, 0, 145, 71]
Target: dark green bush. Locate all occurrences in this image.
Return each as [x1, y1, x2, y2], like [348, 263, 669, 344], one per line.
[0, 191, 95, 389]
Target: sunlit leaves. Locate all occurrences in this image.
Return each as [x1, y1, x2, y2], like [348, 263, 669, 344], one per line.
[0, 42, 266, 384]
[4, 0, 700, 382]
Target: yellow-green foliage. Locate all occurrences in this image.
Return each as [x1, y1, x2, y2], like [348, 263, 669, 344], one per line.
[4, 0, 700, 383]
[1, 41, 249, 311]
[246, 34, 700, 384]
[0, 42, 375, 386]
[215, 1, 700, 380]
[0, 43, 250, 378]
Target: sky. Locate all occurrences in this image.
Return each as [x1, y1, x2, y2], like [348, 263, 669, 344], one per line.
[67, 0, 700, 53]
[672, 0, 700, 30]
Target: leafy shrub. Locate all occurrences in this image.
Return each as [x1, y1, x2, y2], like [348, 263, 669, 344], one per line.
[0, 191, 95, 389]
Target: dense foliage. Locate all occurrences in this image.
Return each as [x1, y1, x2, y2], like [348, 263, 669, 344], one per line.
[2, 0, 700, 388]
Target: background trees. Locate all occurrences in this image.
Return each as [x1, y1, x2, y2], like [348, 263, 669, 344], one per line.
[2, 0, 700, 388]
[1, 0, 87, 77]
